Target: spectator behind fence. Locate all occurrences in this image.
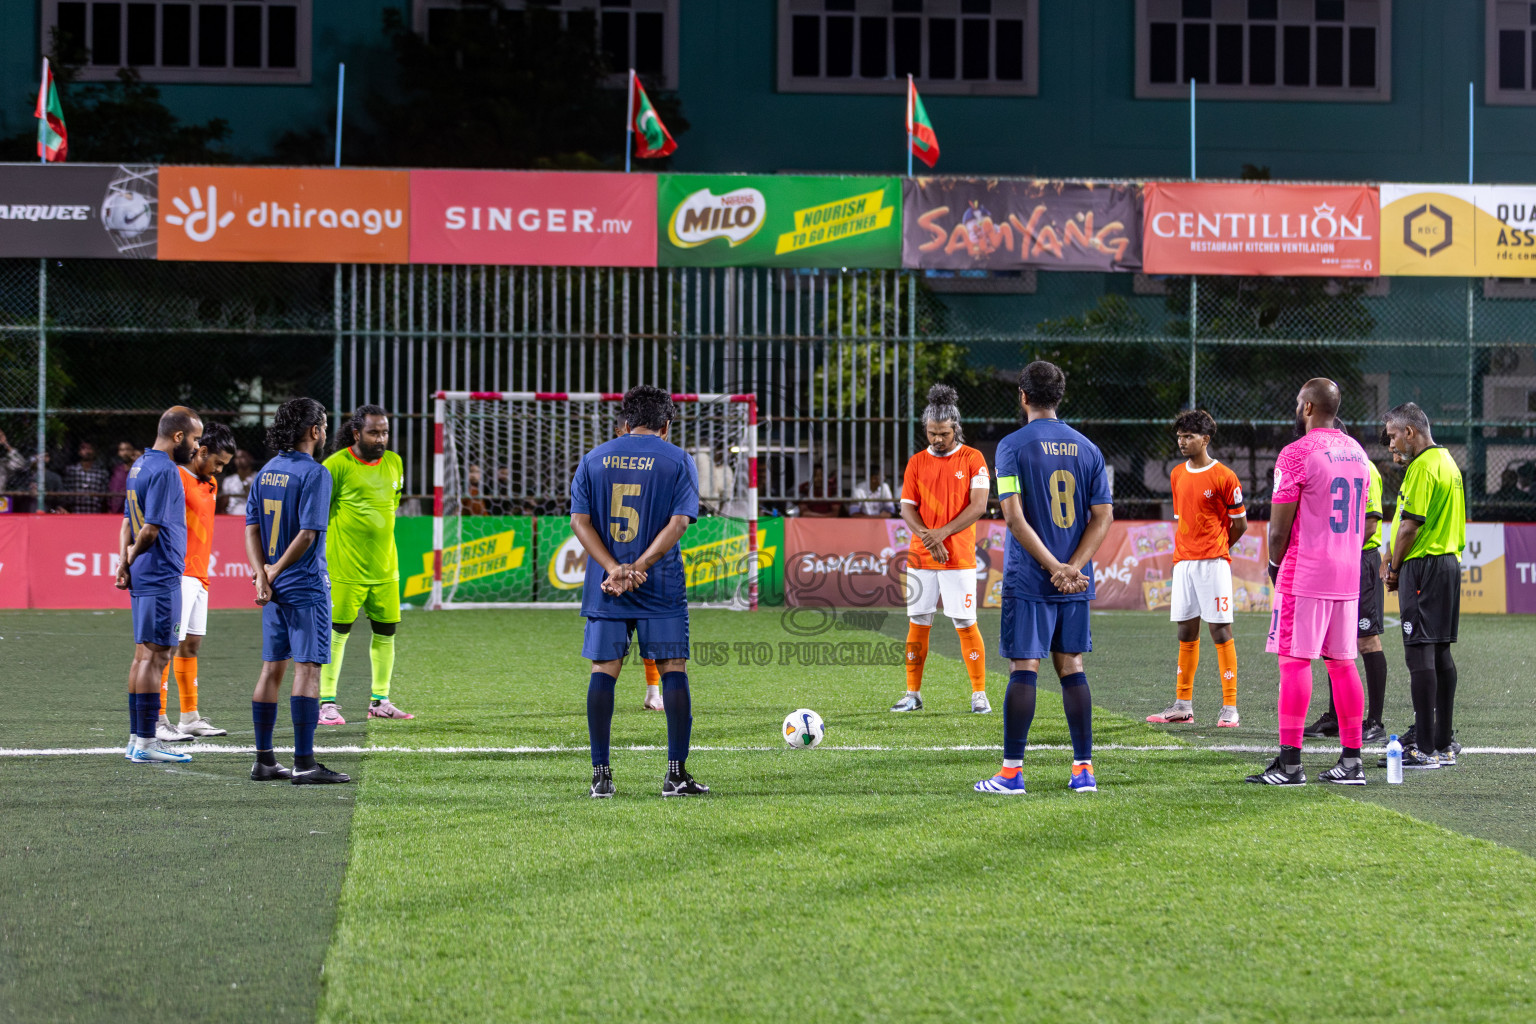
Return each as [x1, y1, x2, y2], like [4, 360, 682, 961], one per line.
[851, 470, 896, 517]
[219, 448, 256, 515]
[108, 440, 143, 514]
[61, 440, 110, 514]
[794, 461, 842, 518]
[0, 429, 29, 512]
[13, 452, 67, 513]
[461, 463, 488, 516]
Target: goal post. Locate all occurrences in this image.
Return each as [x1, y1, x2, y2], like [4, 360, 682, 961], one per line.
[430, 391, 758, 611]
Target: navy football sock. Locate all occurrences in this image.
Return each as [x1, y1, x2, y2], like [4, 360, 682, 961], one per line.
[587, 672, 617, 767]
[252, 700, 278, 764]
[1002, 670, 1038, 761]
[661, 671, 692, 766]
[133, 692, 156, 739]
[1060, 671, 1093, 761]
[291, 696, 320, 769]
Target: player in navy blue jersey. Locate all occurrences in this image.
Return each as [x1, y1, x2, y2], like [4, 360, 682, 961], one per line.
[115, 406, 202, 764]
[975, 361, 1114, 796]
[570, 385, 705, 799]
[244, 398, 350, 785]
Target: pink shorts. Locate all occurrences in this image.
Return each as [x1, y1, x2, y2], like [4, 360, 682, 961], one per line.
[1266, 591, 1359, 661]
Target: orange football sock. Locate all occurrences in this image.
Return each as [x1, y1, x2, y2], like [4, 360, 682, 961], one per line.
[904, 623, 931, 691]
[956, 623, 987, 691]
[174, 656, 198, 715]
[643, 658, 660, 686]
[1000, 765, 1021, 779]
[1215, 639, 1238, 706]
[1176, 641, 1200, 702]
[160, 661, 171, 717]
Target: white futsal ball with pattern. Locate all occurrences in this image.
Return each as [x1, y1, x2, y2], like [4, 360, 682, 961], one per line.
[783, 708, 825, 749]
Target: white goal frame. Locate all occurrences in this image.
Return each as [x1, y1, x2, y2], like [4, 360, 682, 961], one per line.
[430, 390, 759, 611]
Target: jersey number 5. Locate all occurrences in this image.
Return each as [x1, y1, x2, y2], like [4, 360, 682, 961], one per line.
[610, 484, 641, 543]
[1048, 469, 1078, 529]
[263, 498, 283, 557]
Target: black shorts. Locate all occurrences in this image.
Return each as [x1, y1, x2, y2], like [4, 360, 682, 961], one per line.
[1399, 552, 1460, 646]
[1358, 548, 1384, 638]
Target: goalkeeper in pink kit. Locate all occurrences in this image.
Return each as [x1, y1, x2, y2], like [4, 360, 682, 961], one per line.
[1248, 379, 1370, 787]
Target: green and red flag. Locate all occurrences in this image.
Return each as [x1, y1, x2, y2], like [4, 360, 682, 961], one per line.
[628, 70, 676, 159]
[35, 58, 67, 163]
[906, 75, 938, 169]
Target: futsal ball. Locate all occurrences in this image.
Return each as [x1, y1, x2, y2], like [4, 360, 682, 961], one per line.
[782, 708, 825, 749]
[101, 189, 153, 238]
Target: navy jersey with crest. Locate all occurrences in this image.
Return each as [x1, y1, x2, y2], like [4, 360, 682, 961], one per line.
[245, 450, 332, 605]
[570, 432, 700, 618]
[124, 447, 186, 595]
[994, 418, 1113, 602]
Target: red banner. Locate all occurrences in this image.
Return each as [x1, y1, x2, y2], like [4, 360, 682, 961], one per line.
[0, 517, 28, 608]
[1142, 182, 1379, 276]
[409, 171, 657, 267]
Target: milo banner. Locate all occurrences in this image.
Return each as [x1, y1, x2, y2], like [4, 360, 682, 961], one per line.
[1380, 184, 1536, 277]
[902, 178, 1142, 271]
[658, 174, 901, 268]
[0, 163, 157, 258]
[397, 516, 534, 606]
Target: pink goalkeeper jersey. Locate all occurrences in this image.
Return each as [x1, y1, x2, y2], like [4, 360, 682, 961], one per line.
[1272, 428, 1371, 599]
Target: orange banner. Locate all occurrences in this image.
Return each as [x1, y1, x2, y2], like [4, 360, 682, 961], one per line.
[157, 167, 409, 263]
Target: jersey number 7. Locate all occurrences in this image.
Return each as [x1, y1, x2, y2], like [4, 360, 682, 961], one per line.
[263, 498, 284, 557]
[610, 484, 641, 543]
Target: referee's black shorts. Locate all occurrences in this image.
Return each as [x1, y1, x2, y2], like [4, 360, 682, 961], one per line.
[1399, 552, 1461, 645]
[1358, 547, 1384, 638]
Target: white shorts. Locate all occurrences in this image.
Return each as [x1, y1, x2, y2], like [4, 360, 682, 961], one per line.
[904, 567, 977, 621]
[1170, 559, 1234, 623]
[178, 575, 209, 638]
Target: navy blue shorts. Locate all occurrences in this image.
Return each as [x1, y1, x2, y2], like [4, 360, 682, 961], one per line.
[131, 589, 183, 648]
[262, 601, 332, 664]
[1000, 597, 1092, 660]
[581, 615, 690, 662]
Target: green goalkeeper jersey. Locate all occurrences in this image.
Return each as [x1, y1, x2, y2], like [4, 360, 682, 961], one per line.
[324, 447, 405, 584]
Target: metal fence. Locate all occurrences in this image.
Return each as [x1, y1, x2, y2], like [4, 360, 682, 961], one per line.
[2, 258, 1535, 521]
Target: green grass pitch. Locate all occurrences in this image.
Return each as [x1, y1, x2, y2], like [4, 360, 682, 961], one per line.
[1, 608, 1534, 1023]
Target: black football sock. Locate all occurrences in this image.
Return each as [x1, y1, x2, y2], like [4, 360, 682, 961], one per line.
[587, 671, 617, 768]
[1280, 744, 1302, 770]
[1405, 644, 1436, 751]
[1002, 670, 1038, 761]
[1433, 644, 1458, 751]
[1361, 650, 1388, 723]
[661, 671, 692, 766]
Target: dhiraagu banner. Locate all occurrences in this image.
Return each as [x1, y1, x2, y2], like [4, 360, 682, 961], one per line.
[1380, 184, 1536, 277]
[397, 516, 533, 606]
[658, 175, 901, 267]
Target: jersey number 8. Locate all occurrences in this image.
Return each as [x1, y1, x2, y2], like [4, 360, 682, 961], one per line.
[1048, 469, 1077, 529]
[610, 484, 642, 543]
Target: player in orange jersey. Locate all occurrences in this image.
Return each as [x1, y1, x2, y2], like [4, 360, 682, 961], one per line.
[891, 384, 992, 713]
[614, 410, 665, 711]
[1147, 410, 1248, 728]
[156, 422, 237, 740]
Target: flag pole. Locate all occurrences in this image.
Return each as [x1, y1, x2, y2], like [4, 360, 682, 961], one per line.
[625, 69, 635, 174]
[1188, 77, 1196, 180]
[1468, 80, 1474, 184]
[334, 63, 345, 168]
[38, 58, 49, 165]
[905, 74, 913, 178]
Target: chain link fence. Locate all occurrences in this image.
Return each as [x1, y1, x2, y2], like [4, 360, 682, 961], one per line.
[0, 259, 1533, 521]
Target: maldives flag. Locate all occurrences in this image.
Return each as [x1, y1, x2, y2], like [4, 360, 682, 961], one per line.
[906, 75, 938, 169]
[35, 58, 67, 162]
[629, 71, 676, 159]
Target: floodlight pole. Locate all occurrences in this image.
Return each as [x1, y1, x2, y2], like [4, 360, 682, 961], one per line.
[1188, 78, 1198, 411]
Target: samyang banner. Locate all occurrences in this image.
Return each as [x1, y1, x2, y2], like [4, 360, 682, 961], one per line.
[410, 171, 656, 267]
[657, 174, 901, 268]
[902, 178, 1142, 271]
[0, 163, 157, 258]
[1142, 182, 1379, 276]
[1378, 184, 1536, 277]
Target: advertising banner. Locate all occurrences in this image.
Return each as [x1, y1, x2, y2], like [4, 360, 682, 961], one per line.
[0, 517, 28, 608]
[157, 167, 409, 263]
[1506, 524, 1536, 613]
[398, 515, 533, 606]
[1142, 182, 1379, 276]
[1378, 184, 1536, 277]
[538, 514, 771, 605]
[1457, 523, 1507, 615]
[0, 164, 157, 259]
[409, 171, 657, 267]
[658, 174, 901, 268]
[1088, 520, 1273, 612]
[902, 178, 1142, 272]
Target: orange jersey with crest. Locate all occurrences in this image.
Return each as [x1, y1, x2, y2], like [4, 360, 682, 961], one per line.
[901, 444, 990, 570]
[179, 465, 219, 586]
[1171, 459, 1246, 563]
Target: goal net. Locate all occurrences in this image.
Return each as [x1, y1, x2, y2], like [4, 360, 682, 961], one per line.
[430, 391, 758, 610]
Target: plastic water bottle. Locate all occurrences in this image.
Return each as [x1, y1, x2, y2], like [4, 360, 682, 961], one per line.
[1386, 734, 1404, 784]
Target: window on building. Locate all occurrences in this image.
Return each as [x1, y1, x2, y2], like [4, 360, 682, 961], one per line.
[415, 0, 678, 89]
[43, 1, 310, 83]
[1486, 1, 1536, 105]
[778, 0, 1038, 95]
[1136, 0, 1390, 101]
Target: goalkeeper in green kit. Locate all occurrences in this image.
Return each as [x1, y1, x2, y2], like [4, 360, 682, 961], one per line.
[318, 405, 413, 723]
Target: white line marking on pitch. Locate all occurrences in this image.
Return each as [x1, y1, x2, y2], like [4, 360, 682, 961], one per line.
[3, 743, 1535, 757]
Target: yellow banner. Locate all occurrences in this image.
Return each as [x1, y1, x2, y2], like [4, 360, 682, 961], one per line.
[775, 189, 894, 256]
[1380, 185, 1536, 277]
[682, 528, 777, 588]
[403, 528, 526, 598]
